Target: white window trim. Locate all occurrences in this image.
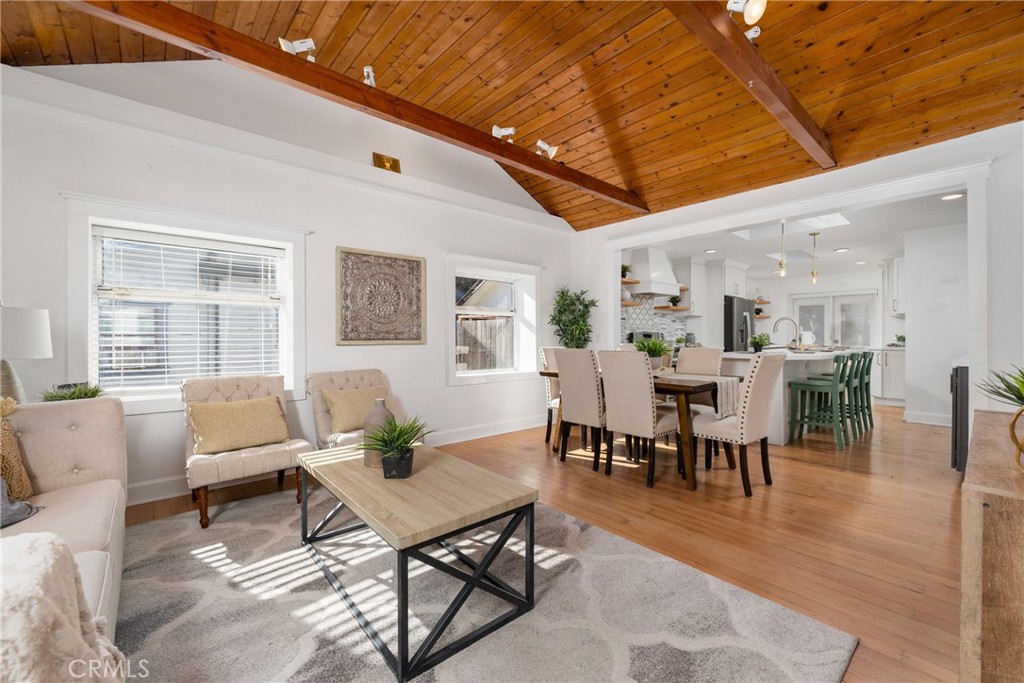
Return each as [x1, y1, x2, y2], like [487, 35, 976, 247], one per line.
[789, 288, 880, 347]
[66, 197, 307, 415]
[446, 254, 540, 386]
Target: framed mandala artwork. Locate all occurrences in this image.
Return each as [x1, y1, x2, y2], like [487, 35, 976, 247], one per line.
[336, 247, 426, 345]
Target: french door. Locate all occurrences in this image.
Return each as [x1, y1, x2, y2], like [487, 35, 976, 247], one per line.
[793, 294, 876, 347]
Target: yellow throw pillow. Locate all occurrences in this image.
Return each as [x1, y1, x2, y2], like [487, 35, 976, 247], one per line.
[322, 386, 388, 433]
[187, 396, 290, 455]
[1, 418, 34, 501]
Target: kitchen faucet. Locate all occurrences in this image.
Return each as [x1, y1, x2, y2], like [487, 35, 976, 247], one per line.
[773, 316, 800, 344]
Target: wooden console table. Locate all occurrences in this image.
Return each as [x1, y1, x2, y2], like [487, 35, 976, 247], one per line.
[960, 410, 1024, 681]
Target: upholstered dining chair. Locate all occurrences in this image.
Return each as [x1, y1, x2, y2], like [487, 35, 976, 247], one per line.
[181, 374, 313, 528]
[598, 350, 683, 488]
[674, 347, 724, 376]
[552, 348, 605, 471]
[306, 369, 398, 449]
[689, 352, 786, 497]
[539, 347, 561, 444]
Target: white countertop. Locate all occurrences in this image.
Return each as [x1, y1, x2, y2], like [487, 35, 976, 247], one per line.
[722, 350, 837, 361]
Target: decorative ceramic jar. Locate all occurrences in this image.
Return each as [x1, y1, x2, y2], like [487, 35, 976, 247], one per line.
[363, 398, 392, 468]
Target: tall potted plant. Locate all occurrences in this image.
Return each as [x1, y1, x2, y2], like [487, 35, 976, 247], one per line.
[548, 287, 598, 349]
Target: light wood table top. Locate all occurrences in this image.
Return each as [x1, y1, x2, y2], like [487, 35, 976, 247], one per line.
[300, 445, 538, 550]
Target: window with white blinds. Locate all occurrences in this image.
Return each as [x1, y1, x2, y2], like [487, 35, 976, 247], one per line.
[91, 226, 286, 392]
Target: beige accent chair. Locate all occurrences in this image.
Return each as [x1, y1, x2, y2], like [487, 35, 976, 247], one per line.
[690, 352, 786, 497]
[181, 374, 312, 528]
[552, 349, 604, 471]
[539, 347, 561, 444]
[305, 369, 396, 449]
[598, 350, 682, 487]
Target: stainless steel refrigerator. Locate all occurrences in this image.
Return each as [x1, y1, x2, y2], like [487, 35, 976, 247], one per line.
[723, 295, 756, 352]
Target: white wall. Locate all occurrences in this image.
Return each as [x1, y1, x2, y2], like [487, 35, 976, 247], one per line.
[904, 224, 968, 425]
[1, 65, 571, 503]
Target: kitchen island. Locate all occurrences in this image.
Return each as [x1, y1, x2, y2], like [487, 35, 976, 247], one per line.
[721, 350, 838, 445]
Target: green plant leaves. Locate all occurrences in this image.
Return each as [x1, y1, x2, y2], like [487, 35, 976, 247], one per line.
[634, 338, 671, 358]
[362, 415, 434, 455]
[978, 366, 1024, 406]
[548, 287, 598, 349]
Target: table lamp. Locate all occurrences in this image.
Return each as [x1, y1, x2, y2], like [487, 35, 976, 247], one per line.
[1, 306, 53, 404]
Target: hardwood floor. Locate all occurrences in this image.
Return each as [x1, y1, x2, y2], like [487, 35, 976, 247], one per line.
[127, 405, 961, 681]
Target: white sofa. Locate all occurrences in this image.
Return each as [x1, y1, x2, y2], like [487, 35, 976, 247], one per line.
[1, 396, 127, 637]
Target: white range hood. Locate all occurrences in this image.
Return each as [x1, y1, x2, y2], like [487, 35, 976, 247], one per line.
[626, 248, 681, 296]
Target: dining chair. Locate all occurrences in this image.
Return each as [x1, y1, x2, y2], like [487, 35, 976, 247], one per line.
[539, 347, 561, 444]
[690, 352, 786, 497]
[598, 350, 683, 488]
[674, 347, 724, 376]
[552, 348, 604, 471]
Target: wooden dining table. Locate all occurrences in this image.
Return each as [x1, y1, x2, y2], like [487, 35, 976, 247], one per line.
[539, 369, 717, 490]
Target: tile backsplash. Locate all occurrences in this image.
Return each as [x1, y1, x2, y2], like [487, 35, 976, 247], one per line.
[620, 294, 688, 343]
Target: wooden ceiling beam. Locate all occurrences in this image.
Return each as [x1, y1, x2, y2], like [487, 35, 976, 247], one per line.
[662, 0, 837, 169]
[61, 0, 649, 215]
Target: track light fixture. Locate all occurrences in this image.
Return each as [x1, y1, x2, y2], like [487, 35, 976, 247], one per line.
[744, 26, 761, 41]
[727, 0, 767, 24]
[363, 66, 376, 88]
[535, 139, 558, 159]
[809, 231, 820, 285]
[777, 218, 786, 278]
[491, 125, 516, 143]
[278, 37, 316, 62]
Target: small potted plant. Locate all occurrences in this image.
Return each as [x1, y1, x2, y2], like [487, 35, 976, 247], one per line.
[621, 264, 632, 279]
[361, 415, 434, 479]
[754, 307, 763, 316]
[750, 333, 772, 353]
[634, 338, 672, 369]
[977, 366, 1024, 474]
[668, 295, 682, 307]
[41, 383, 103, 401]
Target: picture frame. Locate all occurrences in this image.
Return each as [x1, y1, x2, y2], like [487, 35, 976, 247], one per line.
[336, 247, 426, 345]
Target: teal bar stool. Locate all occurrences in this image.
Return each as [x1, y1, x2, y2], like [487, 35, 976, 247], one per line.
[819, 351, 874, 436]
[789, 354, 851, 449]
[860, 351, 875, 429]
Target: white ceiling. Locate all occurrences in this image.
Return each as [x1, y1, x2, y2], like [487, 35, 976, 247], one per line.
[647, 192, 968, 280]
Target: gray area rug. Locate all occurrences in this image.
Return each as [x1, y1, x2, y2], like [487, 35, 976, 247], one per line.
[117, 488, 857, 682]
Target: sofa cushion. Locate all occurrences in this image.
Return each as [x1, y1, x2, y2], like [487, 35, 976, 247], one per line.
[323, 386, 388, 433]
[326, 431, 364, 448]
[187, 396, 289, 455]
[0, 479, 125, 555]
[186, 438, 312, 489]
[74, 550, 112, 627]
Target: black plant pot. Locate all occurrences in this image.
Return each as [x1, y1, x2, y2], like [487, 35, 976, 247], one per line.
[381, 450, 414, 479]
[752, 343, 764, 353]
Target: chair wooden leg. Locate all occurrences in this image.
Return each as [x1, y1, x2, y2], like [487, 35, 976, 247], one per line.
[604, 429, 614, 475]
[723, 442, 736, 470]
[295, 467, 302, 503]
[646, 443, 656, 488]
[544, 408, 553, 443]
[626, 435, 633, 460]
[675, 432, 684, 477]
[191, 488, 198, 503]
[197, 486, 210, 528]
[277, 469, 285, 489]
[704, 439, 713, 470]
[559, 423, 571, 462]
[581, 426, 588, 450]
[739, 445, 752, 497]
[591, 426, 601, 471]
[760, 437, 772, 486]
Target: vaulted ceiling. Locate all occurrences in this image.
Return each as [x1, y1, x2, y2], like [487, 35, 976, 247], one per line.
[3, 1, 1022, 230]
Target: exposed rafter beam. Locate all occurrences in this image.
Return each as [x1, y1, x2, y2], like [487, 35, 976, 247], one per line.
[63, 1, 649, 215]
[663, 1, 836, 169]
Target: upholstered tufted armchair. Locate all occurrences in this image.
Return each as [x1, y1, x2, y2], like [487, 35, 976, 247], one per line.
[305, 369, 398, 449]
[180, 374, 312, 528]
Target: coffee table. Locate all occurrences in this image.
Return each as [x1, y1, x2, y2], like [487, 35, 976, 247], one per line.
[299, 446, 539, 682]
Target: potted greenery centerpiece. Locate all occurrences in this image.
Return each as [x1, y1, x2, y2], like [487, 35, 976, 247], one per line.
[634, 338, 672, 369]
[549, 287, 598, 349]
[362, 415, 434, 479]
[750, 333, 772, 353]
[978, 366, 1024, 474]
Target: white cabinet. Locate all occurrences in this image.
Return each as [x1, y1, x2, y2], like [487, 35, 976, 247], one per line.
[674, 260, 706, 317]
[872, 348, 906, 401]
[889, 256, 906, 316]
[723, 264, 746, 298]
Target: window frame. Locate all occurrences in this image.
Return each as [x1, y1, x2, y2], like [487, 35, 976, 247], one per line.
[66, 196, 307, 415]
[446, 254, 539, 386]
[790, 289, 879, 347]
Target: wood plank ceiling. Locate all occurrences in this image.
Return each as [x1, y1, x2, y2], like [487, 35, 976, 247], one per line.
[3, 1, 1022, 231]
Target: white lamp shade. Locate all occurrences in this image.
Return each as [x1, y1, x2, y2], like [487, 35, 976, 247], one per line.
[1, 307, 53, 360]
[744, 0, 767, 24]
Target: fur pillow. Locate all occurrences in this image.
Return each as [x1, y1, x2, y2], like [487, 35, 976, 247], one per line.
[187, 396, 290, 455]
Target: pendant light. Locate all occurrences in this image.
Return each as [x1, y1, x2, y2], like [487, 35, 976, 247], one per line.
[809, 231, 820, 284]
[777, 218, 786, 277]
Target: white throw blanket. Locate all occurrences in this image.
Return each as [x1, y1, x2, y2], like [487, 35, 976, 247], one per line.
[1, 533, 125, 683]
[663, 373, 740, 419]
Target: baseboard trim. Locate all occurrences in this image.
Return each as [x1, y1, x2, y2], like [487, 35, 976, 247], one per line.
[904, 411, 952, 427]
[430, 415, 547, 447]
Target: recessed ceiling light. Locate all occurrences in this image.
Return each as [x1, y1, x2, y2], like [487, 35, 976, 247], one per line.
[941, 193, 964, 201]
[833, 247, 849, 253]
[856, 260, 867, 265]
[704, 249, 717, 254]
